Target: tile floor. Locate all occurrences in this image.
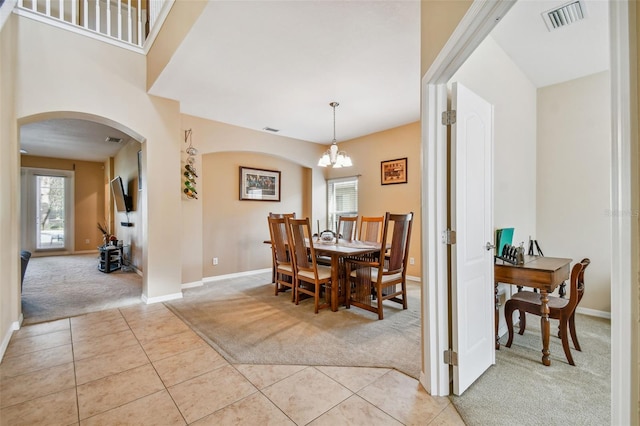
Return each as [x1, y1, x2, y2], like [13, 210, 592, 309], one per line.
[0, 303, 465, 425]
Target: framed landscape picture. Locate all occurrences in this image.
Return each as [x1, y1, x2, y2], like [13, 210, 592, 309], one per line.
[239, 166, 281, 201]
[381, 157, 408, 185]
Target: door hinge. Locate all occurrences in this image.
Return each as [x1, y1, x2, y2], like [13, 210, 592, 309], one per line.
[444, 349, 458, 366]
[442, 229, 456, 245]
[441, 110, 457, 126]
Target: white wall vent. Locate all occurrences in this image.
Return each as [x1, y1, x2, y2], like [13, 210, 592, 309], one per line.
[542, 0, 587, 31]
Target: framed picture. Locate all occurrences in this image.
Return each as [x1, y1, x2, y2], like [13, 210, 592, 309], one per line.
[239, 166, 281, 201]
[137, 150, 142, 191]
[381, 157, 408, 185]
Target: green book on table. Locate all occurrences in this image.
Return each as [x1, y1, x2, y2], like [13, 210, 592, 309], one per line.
[496, 227, 514, 256]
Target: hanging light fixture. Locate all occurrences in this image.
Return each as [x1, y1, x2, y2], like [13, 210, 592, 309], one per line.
[318, 101, 352, 168]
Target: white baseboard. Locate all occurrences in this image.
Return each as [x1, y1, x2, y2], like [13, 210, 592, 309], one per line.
[407, 275, 421, 282]
[182, 280, 203, 289]
[203, 268, 271, 283]
[142, 292, 183, 304]
[0, 315, 23, 362]
[576, 306, 611, 319]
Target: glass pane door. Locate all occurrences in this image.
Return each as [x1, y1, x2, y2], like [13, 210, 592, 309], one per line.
[36, 175, 66, 250]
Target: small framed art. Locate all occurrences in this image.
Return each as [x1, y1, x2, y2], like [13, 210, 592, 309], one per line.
[239, 166, 281, 201]
[381, 157, 408, 185]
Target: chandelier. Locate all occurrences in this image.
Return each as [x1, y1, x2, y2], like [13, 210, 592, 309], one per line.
[318, 102, 352, 168]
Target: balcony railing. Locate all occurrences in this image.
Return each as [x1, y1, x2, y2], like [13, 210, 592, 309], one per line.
[16, 0, 170, 49]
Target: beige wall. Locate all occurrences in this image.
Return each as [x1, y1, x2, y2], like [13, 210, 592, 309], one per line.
[202, 152, 307, 278]
[420, 0, 472, 76]
[0, 14, 20, 348]
[20, 155, 107, 251]
[178, 114, 327, 286]
[13, 16, 182, 301]
[113, 140, 143, 271]
[537, 72, 611, 313]
[327, 122, 422, 277]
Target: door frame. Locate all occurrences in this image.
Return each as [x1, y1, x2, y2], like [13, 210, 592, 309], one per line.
[420, 2, 634, 424]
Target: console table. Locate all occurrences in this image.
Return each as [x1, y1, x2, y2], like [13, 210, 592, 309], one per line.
[495, 255, 571, 366]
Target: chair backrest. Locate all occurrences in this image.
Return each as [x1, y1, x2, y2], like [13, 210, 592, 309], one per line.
[286, 217, 318, 275]
[359, 216, 384, 242]
[380, 212, 413, 274]
[338, 216, 358, 241]
[567, 258, 590, 312]
[268, 212, 295, 243]
[269, 212, 296, 219]
[268, 216, 291, 268]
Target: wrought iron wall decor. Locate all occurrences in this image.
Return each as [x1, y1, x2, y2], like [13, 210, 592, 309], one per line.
[183, 129, 198, 199]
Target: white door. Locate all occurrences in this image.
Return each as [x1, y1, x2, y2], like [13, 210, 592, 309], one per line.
[450, 82, 495, 395]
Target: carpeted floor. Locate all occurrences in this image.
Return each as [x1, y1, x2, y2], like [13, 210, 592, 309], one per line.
[166, 272, 422, 379]
[451, 313, 611, 425]
[21, 253, 142, 325]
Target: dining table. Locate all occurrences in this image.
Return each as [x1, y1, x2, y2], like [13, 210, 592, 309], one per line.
[311, 238, 384, 311]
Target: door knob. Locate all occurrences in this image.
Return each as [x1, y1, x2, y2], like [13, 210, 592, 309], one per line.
[485, 242, 496, 251]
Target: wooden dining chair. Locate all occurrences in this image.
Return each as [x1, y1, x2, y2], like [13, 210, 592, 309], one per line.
[268, 212, 295, 284]
[267, 215, 296, 301]
[504, 258, 591, 365]
[286, 217, 332, 313]
[338, 215, 358, 241]
[359, 216, 384, 243]
[345, 212, 413, 320]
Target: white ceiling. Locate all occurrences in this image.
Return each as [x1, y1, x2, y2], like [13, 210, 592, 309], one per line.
[20, 0, 609, 162]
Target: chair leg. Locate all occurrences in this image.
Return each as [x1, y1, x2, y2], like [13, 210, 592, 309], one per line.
[377, 283, 384, 320]
[505, 301, 515, 348]
[401, 280, 408, 310]
[314, 281, 319, 314]
[559, 317, 575, 365]
[294, 278, 300, 305]
[518, 310, 527, 335]
[568, 311, 581, 351]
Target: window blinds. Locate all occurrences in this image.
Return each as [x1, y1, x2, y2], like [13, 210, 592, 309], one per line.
[327, 176, 358, 230]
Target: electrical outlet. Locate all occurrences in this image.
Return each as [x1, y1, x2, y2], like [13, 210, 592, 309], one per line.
[213, 257, 219, 265]
[85, 239, 90, 244]
[409, 257, 415, 265]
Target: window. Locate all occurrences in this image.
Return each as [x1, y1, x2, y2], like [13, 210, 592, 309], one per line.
[327, 176, 358, 231]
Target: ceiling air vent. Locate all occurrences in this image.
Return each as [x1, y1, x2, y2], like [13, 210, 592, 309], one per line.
[542, 0, 587, 31]
[262, 127, 279, 133]
[105, 136, 123, 143]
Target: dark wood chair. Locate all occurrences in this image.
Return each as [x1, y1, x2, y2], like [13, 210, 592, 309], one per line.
[286, 217, 331, 313]
[358, 216, 384, 243]
[505, 258, 591, 365]
[345, 212, 413, 320]
[267, 216, 295, 300]
[268, 212, 295, 284]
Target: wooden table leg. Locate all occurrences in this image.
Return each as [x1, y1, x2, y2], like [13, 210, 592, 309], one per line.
[495, 281, 500, 350]
[540, 290, 551, 366]
[331, 254, 339, 312]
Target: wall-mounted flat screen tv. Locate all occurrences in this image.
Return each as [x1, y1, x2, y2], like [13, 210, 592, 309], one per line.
[110, 176, 133, 212]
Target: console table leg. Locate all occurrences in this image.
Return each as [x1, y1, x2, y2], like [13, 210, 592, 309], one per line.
[540, 290, 551, 366]
[495, 281, 500, 350]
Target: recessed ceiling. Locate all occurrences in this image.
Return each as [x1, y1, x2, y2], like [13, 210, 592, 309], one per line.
[20, 119, 132, 162]
[21, 0, 609, 161]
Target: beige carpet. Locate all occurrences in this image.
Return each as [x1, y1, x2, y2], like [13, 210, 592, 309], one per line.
[21, 253, 142, 325]
[166, 273, 422, 379]
[451, 313, 610, 425]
